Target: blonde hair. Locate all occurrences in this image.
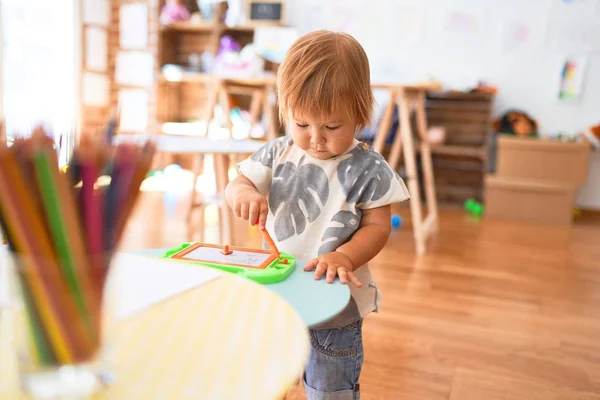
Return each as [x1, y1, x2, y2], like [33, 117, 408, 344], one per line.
[277, 30, 374, 131]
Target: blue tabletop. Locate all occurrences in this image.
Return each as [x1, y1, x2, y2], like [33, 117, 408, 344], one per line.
[133, 249, 351, 328]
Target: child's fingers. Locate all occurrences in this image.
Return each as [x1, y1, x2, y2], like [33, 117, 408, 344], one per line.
[258, 201, 269, 228]
[326, 265, 337, 283]
[304, 258, 319, 271]
[338, 268, 349, 284]
[347, 271, 363, 288]
[249, 201, 260, 226]
[314, 262, 328, 280]
[234, 201, 242, 218]
[240, 202, 250, 220]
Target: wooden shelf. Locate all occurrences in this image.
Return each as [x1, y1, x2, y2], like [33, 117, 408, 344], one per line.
[161, 21, 272, 34]
[423, 91, 495, 203]
[161, 21, 218, 33]
[430, 144, 488, 160]
[223, 24, 259, 32]
[156, 0, 282, 132]
[160, 71, 212, 83]
[436, 184, 481, 200]
[160, 72, 276, 87]
[407, 143, 488, 161]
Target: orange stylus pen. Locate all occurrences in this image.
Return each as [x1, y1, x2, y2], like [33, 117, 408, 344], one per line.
[260, 226, 280, 258]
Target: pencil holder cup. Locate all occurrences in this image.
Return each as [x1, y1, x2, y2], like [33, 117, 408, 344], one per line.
[7, 252, 114, 400]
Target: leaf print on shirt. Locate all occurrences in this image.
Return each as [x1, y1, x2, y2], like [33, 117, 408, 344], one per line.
[250, 136, 290, 168]
[318, 210, 362, 255]
[337, 145, 393, 204]
[269, 155, 329, 242]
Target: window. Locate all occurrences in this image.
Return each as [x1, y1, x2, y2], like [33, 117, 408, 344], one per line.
[0, 0, 77, 162]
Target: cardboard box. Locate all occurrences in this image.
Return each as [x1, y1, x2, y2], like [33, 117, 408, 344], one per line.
[497, 137, 590, 185]
[485, 175, 576, 226]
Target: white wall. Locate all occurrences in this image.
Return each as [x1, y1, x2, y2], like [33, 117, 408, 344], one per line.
[0, 0, 77, 136]
[286, 0, 600, 208]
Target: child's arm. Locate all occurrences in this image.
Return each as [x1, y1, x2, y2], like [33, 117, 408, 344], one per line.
[337, 205, 392, 269]
[225, 175, 269, 227]
[304, 205, 392, 287]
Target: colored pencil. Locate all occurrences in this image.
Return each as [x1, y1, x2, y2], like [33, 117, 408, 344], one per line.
[41, 139, 101, 338]
[0, 129, 155, 366]
[0, 149, 74, 362]
[31, 145, 97, 355]
[18, 275, 56, 365]
[78, 143, 105, 324]
[0, 145, 88, 361]
[111, 142, 156, 250]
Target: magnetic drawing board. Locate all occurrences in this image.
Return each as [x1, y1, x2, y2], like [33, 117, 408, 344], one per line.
[172, 243, 275, 269]
[162, 243, 296, 284]
[185, 246, 272, 267]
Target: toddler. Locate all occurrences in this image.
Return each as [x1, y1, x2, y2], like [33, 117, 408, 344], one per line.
[225, 30, 409, 400]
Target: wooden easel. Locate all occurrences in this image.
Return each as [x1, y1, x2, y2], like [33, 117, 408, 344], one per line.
[372, 84, 439, 255]
[201, 75, 279, 139]
[186, 75, 278, 243]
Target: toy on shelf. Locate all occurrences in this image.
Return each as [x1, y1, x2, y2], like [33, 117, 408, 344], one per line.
[160, 0, 190, 25]
[464, 198, 484, 217]
[197, 0, 225, 20]
[581, 123, 600, 149]
[162, 227, 296, 284]
[391, 214, 403, 229]
[493, 109, 538, 138]
[547, 132, 581, 142]
[470, 81, 498, 95]
[591, 123, 600, 140]
[213, 36, 265, 78]
[230, 108, 254, 139]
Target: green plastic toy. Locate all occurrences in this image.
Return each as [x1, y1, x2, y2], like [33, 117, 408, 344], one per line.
[464, 198, 484, 217]
[162, 242, 296, 284]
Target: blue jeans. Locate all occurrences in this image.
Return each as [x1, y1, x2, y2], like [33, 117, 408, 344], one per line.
[304, 320, 364, 400]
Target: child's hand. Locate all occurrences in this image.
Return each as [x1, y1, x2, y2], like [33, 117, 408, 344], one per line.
[304, 252, 362, 288]
[232, 188, 268, 227]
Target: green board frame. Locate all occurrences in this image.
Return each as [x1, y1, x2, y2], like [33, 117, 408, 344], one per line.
[161, 242, 296, 284]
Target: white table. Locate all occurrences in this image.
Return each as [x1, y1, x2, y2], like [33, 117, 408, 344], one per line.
[113, 134, 267, 246]
[138, 249, 351, 328]
[112, 134, 265, 154]
[0, 251, 310, 400]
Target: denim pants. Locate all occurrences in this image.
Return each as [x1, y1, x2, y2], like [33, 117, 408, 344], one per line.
[303, 319, 364, 400]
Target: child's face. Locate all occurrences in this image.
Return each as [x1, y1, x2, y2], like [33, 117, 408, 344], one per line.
[288, 110, 357, 160]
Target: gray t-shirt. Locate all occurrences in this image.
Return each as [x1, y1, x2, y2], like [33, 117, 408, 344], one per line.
[238, 136, 410, 328]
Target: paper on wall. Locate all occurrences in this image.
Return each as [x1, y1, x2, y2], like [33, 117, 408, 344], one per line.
[326, 0, 360, 32]
[549, 20, 600, 54]
[120, 3, 148, 49]
[115, 51, 154, 87]
[558, 57, 588, 101]
[443, 10, 482, 37]
[83, 0, 110, 25]
[387, 6, 423, 46]
[551, 0, 598, 17]
[118, 89, 148, 132]
[297, 1, 326, 34]
[85, 26, 108, 71]
[425, 5, 488, 49]
[254, 27, 298, 63]
[82, 72, 110, 107]
[502, 18, 548, 53]
[341, 1, 423, 50]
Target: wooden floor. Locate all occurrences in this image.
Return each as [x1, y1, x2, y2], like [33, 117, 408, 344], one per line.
[122, 190, 600, 400]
